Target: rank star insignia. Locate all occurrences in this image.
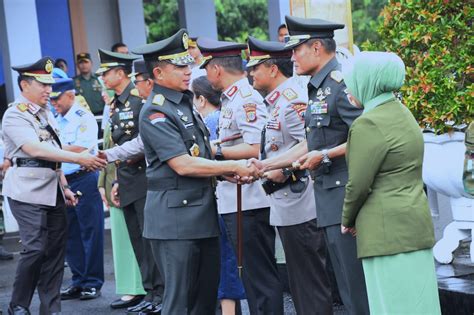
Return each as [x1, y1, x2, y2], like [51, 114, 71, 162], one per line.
[152, 94, 165, 106]
[189, 143, 200, 157]
[181, 115, 189, 122]
[125, 130, 132, 135]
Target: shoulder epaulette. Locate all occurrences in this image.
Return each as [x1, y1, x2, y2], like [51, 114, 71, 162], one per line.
[16, 103, 28, 112]
[282, 88, 298, 101]
[330, 70, 343, 83]
[130, 88, 140, 98]
[152, 94, 165, 106]
[8, 102, 15, 108]
[239, 86, 252, 99]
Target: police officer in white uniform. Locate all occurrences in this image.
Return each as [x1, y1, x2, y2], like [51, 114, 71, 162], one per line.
[2, 57, 106, 315]
[247, 36, 332, 314]
[198, 38, 284, 315]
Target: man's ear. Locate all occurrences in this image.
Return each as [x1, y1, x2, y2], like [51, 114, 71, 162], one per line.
[153, 66, 164, 81]
[20, 79, 30, 92]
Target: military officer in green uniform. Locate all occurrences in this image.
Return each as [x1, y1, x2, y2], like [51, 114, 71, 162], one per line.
[132, 28, 259, 314]
[250, 16, 370, 315]
[74, 53, 105, 115]
[96, 49, 164, 314]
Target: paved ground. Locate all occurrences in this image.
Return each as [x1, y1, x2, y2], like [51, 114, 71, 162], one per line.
[0, 230, 348, 315]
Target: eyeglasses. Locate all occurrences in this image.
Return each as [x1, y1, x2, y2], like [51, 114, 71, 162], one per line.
[134, 79, 149, 84]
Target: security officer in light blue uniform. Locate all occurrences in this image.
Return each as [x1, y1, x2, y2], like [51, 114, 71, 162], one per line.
[50, 78, 104, 300]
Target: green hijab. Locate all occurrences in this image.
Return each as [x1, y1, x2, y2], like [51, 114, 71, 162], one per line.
[343, 52, 405, 113]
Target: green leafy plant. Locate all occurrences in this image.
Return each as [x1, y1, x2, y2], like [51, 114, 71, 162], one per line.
[364, 0, 473, 134]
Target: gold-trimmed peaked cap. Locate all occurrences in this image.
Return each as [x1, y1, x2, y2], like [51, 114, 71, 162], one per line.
[132, 29, 194, 66]
[50, 78, 75, 99]
[246, 36, 292, 68]
[197, 37, 246, 69]
[96, 48, 138, 75]
[12, 57, 55, 84]
[284, 15, 344, 49]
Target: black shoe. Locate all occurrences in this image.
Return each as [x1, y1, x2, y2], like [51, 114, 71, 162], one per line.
[138, 302, 162, 314]
[60, 286, 82, 300]
[8, 304, 30, 315]
[0, 246, 14, 260]
[127, 300, 152, 314]
[110, 295, 144, 309]
[80, 287, 101, 300]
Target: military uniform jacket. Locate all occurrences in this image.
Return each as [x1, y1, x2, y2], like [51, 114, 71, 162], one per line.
[263, 77, 316, 226]
[216, 78, 270, 214]
[74, 74, 105, 115]
[305, 57, 362, 227]
[2, 95, 64, 206]
[139, 84, 219, 240]
[110, 82, 147, 207]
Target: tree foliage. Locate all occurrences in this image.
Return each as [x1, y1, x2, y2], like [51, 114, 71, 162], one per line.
[143, 0, 268, 43]
[351, 0, 386, 46]
[215, 0, 268, 42]
[143, 0, 180, 42]
[365, 0, 473, 133]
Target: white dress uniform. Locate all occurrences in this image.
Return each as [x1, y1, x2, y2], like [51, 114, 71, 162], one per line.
[216, 77, 270, 214]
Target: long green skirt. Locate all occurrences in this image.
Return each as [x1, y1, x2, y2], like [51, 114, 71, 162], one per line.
[362, 248, 441, 315]
[110, 206, 146, 295]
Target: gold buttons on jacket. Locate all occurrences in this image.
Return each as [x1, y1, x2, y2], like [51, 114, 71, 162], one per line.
[183, 200, 188, 205]
[284, 192, 288, 197]
[336, 180, 341, 185]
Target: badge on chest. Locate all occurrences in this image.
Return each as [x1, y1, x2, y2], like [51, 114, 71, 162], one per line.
[119, 111, 134, 120]
[309, 100, 328, 115]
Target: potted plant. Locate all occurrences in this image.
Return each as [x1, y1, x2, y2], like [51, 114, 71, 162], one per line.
[364, 0, 473, 263]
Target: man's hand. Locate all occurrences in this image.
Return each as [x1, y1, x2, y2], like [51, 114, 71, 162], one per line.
[110, 183, 120, 207]
[76, 150, 107, 171]
[298, 150, 323, 170]
[234, 160, 261, 184]
[263, 170, 288, 183]
[97, 150, 108, 162]
[64, 188, 78, 207]
[99, 187, 109, 209]
[1, 159, 11, 179]
[247, 158, 265, 171]
[341, 224, 357, 237]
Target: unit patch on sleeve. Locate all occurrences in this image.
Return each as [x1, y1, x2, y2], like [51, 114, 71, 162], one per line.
[149, 112, 166, 123]
[291, 103, 307, 121]
[243, 103, 257, 122]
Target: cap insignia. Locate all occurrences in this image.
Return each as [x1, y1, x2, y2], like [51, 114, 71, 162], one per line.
[183, 33, 189, 50]
[45, 60, 53, 73]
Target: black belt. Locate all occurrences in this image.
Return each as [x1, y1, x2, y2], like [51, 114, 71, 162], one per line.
[65, 169, 89, 181]
[16, 158, 60, 170]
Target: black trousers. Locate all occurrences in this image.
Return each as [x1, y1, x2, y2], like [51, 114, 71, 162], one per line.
[123, 197, 164, 302]
[222, 208, 283, 315]
[324, 224, 370, 315]
[8, 196, 67, 315]
[278, 219, 333, 315]
[150, 237, 220, 315]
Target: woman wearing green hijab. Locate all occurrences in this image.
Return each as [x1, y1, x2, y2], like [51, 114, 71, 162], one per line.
[341, 52, 441, 314]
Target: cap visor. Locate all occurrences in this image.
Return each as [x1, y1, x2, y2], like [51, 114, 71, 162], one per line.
[95, 67, 110, 75]
[128, 72, 138, 78]
[246, 59, 266, 68]
[35, 76, 55, 84]
[49, 91, 62, 99]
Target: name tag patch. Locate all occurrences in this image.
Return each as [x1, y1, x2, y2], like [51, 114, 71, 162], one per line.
[310, 102, 328, 115]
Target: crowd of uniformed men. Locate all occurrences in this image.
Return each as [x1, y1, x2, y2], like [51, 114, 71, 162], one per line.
[3, 15, 374, 315]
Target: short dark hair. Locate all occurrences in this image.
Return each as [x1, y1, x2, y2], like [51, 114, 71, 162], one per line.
[54, 58, 67, 67]
[262, 58, 293, 78]
[304, 38, 336, 53]
[208, 56, 243, 74]
[145, 60, 169, 79]
[192, 76, 221, 107]
[113, 66, 132, 76]
[17, 75, 35, 91]
[278, 24, 287, 32]
[111, 42, 127, 52]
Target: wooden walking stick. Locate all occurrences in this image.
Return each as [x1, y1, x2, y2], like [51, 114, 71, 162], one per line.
[237, 183, 243, 278]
